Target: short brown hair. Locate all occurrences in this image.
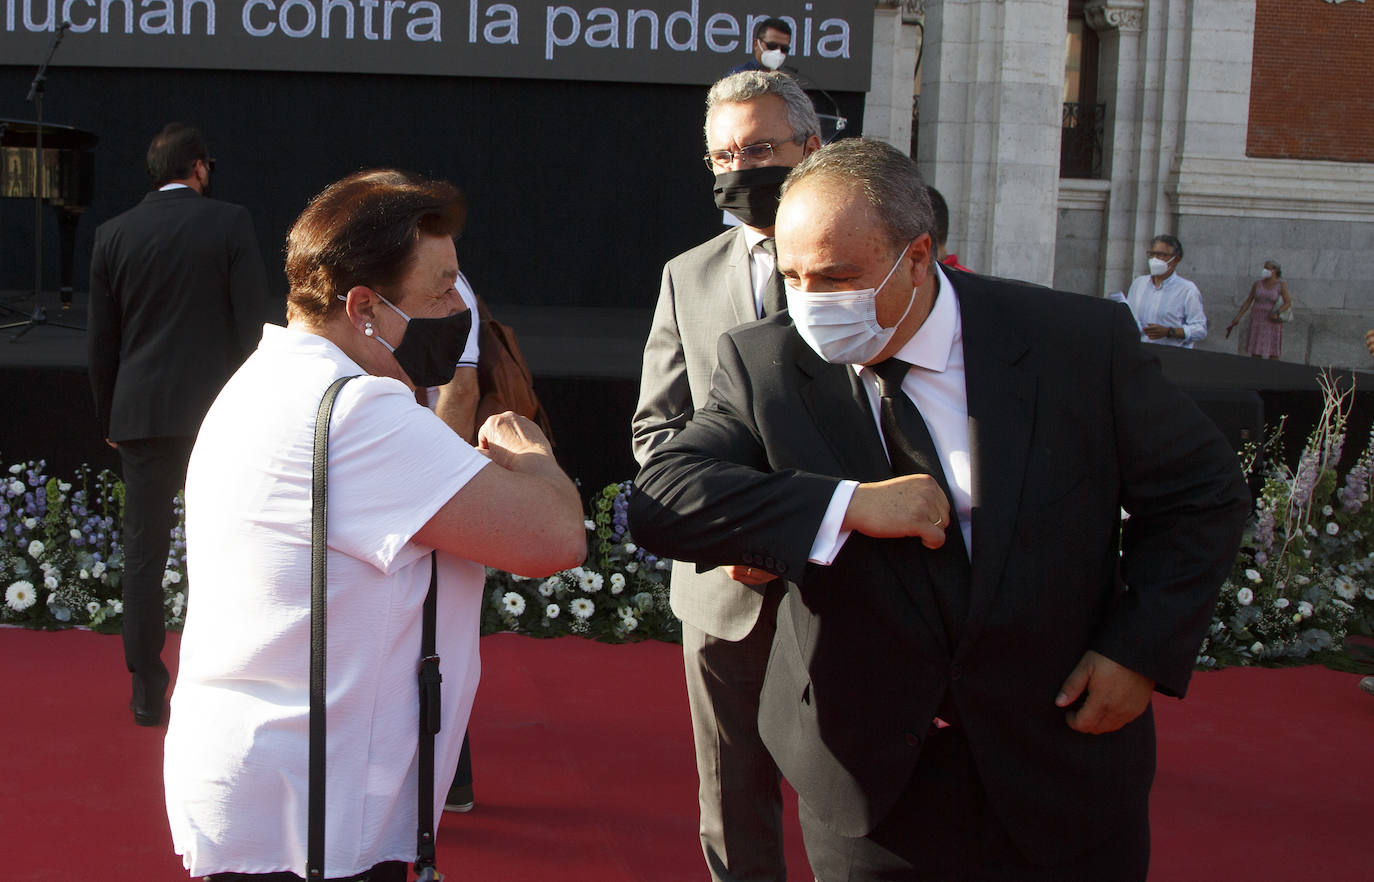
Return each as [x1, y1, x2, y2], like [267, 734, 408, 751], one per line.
[146, 123, 208, 188]
[285, 169, 467, 323]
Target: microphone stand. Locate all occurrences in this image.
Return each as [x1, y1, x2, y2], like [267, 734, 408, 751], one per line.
[783, 64, 849, 144]
[4, 21, 82, 341]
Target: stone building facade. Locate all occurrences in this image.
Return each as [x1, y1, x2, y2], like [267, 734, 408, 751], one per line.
[863, 0, 1374, 369]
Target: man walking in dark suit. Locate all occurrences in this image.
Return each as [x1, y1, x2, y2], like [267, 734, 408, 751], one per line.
[632, 70, 819, 881]
[87, 122, 270, 727]
[630, 138, 1249, 880]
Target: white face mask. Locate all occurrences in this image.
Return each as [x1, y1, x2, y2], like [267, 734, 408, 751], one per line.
[786, 243, 916, 365]
[1260, 267, 1273, 279]
[1148, 257, 1171, 277]
[760, 48, 787, 70]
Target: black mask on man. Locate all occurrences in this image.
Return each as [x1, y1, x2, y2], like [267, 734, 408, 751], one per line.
[712, 165, 792, 228]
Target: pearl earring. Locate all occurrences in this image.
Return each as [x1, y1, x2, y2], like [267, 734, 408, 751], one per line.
[364, 322, 374, 337]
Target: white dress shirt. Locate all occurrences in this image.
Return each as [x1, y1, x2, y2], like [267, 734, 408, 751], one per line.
[741, 225, 774, 320]
[810, 263, 972, 563]
[1125, 272, 1207, 348]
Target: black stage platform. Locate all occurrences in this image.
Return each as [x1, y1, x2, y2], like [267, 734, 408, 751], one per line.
[3, 288, 1372, 498]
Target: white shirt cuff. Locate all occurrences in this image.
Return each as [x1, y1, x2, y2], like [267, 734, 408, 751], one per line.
[809, 480, 858, 565]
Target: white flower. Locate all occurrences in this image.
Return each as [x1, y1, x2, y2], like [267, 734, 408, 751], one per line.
[1305, 524, 1317, 537]
[85, 601, 101, 616]
[502, 592, 526, 615]
[570, 597, 595, 619]
[5, 580, 36, 611]
[1322, 505, 1334, 517]
[79, 569, 90, 580]
[579, 570, 604, 593]
[584, 519, 596, 531]
[545, 603, 560, 619]
[1365, 587, 1374, 601]
[166, 570, 182, 584]
[111, 600, 123, 614]
[1298, 601, 1314, 617]
[624, 543, 637, 554]
[621, 614, 638, 631]
[656, 559, 669, 570]
[1245, 569, 1262, 583]
[509, 572, 528, 581]
[1250, 641, 1264, 654]
[7, 464, 21, 474]
[58, 481, 70, 493]
[1274, 597, 1290, 609]
[23, 517, 37, 530]
[43, 574, 58, 589]
[1295, 575, 1311, 586]
[91, 561, 106, 578]
[1326, 522, 1339, 536]
[1334, 576, 1359, 601]
[538, 578, 558, 597]
[7, 479, 23, 495]
[69, 528, 81, 540]
[27, 540, 44, 559]
[626, 562, 639, 574]
[609, 573, 626, 594]
[1236, 587, 1254, 606]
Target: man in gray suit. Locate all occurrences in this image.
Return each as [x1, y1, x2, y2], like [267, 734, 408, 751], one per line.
[631, 71, 820, 881]
[88, 123, 271, 727]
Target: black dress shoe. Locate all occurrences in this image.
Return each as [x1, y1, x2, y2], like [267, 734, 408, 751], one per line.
[129, 701, 163, 727]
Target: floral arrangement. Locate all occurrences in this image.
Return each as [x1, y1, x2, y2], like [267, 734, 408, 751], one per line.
[480, 481, 680, 643]
[1198, 374, 1374, 668]
[0, 458, 187, 633]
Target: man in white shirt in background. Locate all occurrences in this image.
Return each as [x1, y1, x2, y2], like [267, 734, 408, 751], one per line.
[1125, 234, 1207, 348]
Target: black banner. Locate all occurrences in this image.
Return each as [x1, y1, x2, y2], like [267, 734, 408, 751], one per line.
[0, 0, 872, 90]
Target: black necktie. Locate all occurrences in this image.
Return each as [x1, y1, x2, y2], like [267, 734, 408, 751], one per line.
[758, 238, 786, 318]
[872, 358, 971, 643]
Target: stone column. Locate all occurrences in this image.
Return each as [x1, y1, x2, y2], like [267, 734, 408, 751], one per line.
[861, 5, 921, 153]
[918, 0, 1067, 284]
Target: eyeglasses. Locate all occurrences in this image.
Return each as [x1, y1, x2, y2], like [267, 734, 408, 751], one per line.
[760, 40, 790, 53]
[1145, 249, 1174, 259]
[703, 140, 798, 170]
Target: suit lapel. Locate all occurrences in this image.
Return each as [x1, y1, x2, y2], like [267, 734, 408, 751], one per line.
[956, 276, 1035, 651]
[725, 227, 760, 327]
[794, 338, 951, 656]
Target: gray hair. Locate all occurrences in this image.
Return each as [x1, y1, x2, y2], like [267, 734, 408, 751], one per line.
[781, 138, 935, 249]
[704, 71, 821, 147]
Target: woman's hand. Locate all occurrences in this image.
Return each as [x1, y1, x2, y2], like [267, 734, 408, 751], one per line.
[477, 411, 554, 470]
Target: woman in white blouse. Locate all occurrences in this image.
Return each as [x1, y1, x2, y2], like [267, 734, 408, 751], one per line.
[163, 170, 585, 882]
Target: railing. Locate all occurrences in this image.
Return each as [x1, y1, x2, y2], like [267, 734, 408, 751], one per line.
[1061, 102, 1105, 179]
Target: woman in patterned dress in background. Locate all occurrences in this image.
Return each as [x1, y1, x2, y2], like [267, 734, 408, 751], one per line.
[1226, 259, 1293, 359]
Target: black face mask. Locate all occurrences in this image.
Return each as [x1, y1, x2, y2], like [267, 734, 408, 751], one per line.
[712, 165, 792, 228]
[376, 296, 473, 388]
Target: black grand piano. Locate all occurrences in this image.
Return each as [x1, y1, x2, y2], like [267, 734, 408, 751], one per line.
[0, 118, 97, 300]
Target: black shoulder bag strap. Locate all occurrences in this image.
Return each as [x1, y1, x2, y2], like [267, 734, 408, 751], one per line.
[308, 375, 355, 880]
[309, 375, 444, 882]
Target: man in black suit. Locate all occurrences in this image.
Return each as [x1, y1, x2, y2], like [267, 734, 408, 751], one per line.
[87, 122, 270, 727]
[630, 139, 1249, 879]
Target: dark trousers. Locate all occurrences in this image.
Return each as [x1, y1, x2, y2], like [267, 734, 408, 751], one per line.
[117, 435, 194, 716]
[204, 860, 407, 882]
[799, 725, 1150, 882]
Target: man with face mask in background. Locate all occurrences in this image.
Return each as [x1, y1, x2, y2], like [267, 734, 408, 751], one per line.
[729, 17, 793, 75]
[630, 139, 1249, 880]
[631, 70, 820, 882]
[1124, 234, 1207, 348]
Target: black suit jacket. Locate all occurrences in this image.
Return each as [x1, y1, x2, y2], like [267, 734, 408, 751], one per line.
[630, 270, 1250, 864]
[87, 188, 273, 441]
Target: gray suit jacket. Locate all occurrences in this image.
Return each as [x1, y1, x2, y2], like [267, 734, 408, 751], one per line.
[632, 224, 767, 640]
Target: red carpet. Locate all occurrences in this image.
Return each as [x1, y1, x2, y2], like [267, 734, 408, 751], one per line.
[2, 627, 1370, 880]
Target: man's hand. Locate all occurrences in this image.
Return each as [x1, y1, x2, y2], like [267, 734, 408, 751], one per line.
[841, 474, 950, 549]
[1365, 329, 1374, 359]
[725, 564, 775, 586]
[1055, 650, 1155, 735]
[1142, 323, 1172, 340]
